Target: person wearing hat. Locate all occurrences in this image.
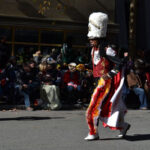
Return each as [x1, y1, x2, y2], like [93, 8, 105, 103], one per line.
[84, 12, 130, 141]
[62, 62, 81, 104]
[40, 60, 62, 110]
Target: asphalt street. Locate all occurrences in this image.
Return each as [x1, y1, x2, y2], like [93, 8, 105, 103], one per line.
[0, 109, 150, 150]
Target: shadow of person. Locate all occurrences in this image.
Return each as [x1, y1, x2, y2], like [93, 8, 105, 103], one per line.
[100, 138, 123, 141]
[94, 134, 150, 141]
[0, 116, 65, 121]
[125, 134, 150, 141]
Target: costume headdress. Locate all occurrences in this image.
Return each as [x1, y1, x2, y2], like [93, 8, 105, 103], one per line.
[87, 12, 108, 39]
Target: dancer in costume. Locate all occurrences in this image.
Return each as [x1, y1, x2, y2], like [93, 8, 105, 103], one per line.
[84, 12, 130, 141]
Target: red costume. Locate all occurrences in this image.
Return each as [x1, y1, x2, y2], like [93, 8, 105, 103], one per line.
[85, 12, 130, 141]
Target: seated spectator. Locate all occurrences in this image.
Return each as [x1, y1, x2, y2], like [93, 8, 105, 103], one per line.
[4, 56, 23, 109]
[81, 69, 94, 104]
[3, 61, 35, 111]
[126, 69, 148, 110]
[28, 60, 40, 102]
[19, 63, 40, 110]
[28, 60, 39, 78]
[76, 64, 94, 104]
[39, 61, 47, 75]
[62, 62, 81, 104]
[55, 64, 62, 87]
[40, 60, 62, 110]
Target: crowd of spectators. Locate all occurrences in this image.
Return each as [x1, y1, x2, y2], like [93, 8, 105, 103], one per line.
[123, 50, 150, 110]
[0, 41, 94, 111]
[0, 37, 150, 111]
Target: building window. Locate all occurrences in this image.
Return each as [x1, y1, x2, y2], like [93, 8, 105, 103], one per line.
[15, 28, 38, 43]
[66, 31, 87, 45]
[41, 30, 64, 44]
[0, 25, 86, 60]
[0, 27, 12, 41]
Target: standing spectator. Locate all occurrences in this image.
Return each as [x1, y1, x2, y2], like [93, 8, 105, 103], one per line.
[61, 37, 74, 64]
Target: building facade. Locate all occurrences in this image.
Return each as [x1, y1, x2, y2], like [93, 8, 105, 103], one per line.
[0, 0, 118, 57]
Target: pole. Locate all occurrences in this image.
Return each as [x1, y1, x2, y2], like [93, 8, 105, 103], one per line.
[129, 0, 137, 58]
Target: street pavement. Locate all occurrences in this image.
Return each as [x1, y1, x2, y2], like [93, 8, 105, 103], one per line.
[0, 109, 150, 150]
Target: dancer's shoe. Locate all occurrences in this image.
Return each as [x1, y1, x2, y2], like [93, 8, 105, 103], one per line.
[84, 133, 99, 141]
[118, 123, 131, 138]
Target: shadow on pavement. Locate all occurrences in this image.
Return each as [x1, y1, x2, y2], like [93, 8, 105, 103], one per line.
[125, 134, 150, 141]
[0, 116, 65, 121]
[97, 134, 150, 141]
[100, 138, 124, 141]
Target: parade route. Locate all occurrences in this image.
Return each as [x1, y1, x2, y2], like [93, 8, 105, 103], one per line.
[0, 109, 150, 150]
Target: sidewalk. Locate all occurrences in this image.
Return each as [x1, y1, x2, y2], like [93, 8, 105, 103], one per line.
[0, 102, 88, 111]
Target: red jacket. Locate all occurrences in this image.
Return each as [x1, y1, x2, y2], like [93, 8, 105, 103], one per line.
[63, 70, 80, 85]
